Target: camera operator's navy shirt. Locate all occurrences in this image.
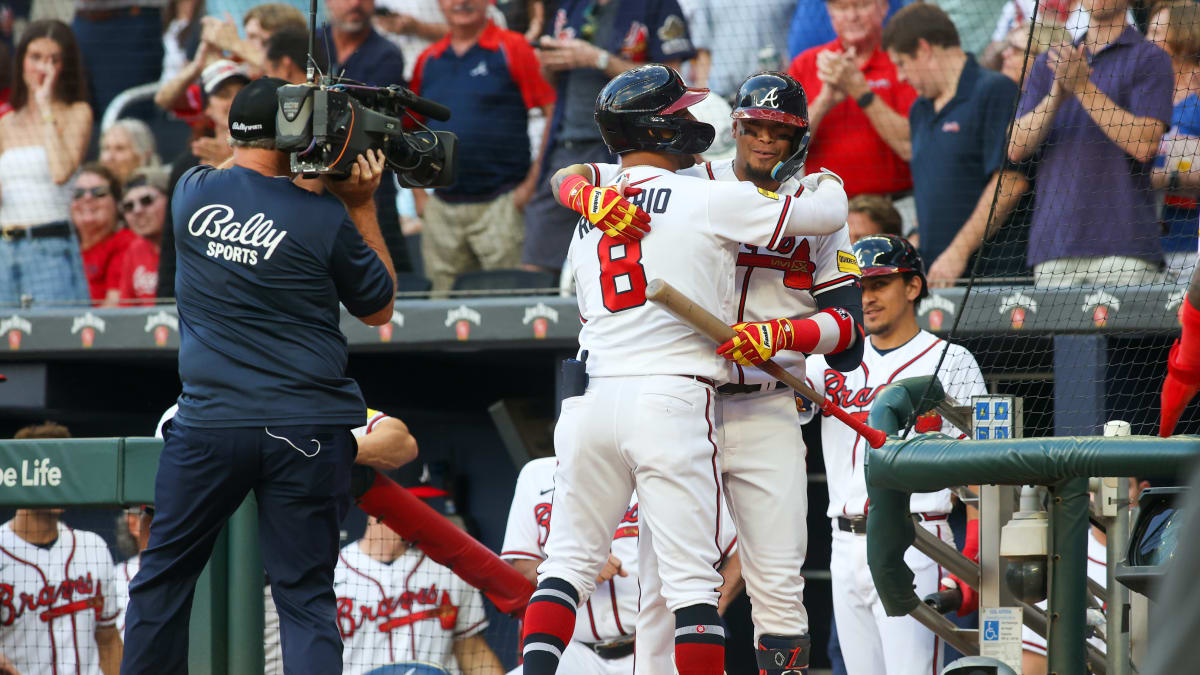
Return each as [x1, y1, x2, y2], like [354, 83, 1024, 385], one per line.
[171, 165, 394, 428]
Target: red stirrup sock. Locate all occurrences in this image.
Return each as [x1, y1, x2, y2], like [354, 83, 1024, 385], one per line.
[521, 578, 578, 674]
[674, 603, 725, 675]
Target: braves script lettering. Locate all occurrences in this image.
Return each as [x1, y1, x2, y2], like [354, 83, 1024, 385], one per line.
[336, 585, 458, 639]
[187, 204, 288, 265]
[0, 574, 101, 626]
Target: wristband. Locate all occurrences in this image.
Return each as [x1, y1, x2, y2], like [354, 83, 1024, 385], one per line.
[595, 50, 610, 71]
[855, 90, 876, 109]
[558, 174, 589, 212]
[1169, 169, 1181, 192]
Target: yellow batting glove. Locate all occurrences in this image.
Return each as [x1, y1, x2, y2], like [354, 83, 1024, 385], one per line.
[716, 318, 795, 367]
[559, 174, 652, 243]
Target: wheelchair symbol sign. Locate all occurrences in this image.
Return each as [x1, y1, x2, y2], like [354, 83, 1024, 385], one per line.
[983, 620, 1000, 641]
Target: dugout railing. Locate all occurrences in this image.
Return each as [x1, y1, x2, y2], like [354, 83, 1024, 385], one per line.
[864, 376, 1200, 675]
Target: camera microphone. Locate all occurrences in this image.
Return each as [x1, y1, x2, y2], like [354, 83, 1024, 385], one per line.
[387, 87, 451, 122]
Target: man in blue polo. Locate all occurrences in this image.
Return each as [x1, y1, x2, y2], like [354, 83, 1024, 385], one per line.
[410, 0, 556, 291]
[320, 0, 414, 273]
[521, 0, 696, 277]
[120, 77, 396, 675]
[1009, 0, 1172, 287]
[882, 3, 1024, 285]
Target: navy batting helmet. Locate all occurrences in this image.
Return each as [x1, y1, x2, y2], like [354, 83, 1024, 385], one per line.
[732, 72, 811, 182]
[853, 234, 928, 300]
[594, 64, 715, 156]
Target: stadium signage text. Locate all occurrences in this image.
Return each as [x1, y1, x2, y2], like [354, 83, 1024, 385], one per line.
[0, 458, 62, 487]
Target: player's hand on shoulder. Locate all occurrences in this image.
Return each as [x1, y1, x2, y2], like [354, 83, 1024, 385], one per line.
[0, 652, 20, 675]
[717, 318, 795, 367]
[595, 553, 629, 583]
[561, 174, 652, 244]
[798, 167, 844, 192]
[323, 149, 386, 208]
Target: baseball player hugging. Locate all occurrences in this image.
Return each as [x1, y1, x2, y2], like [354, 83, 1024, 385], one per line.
[558, 71, 866, 675]
[518, 64, 848, 675]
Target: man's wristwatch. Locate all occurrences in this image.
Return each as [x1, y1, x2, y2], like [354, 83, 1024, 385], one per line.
[595, 49, 610, 71]
[1170, 169, 1182, 192]
[856, 90, 876, 109]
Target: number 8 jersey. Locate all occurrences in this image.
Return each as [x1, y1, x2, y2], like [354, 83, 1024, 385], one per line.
[568, 163, 849, 381]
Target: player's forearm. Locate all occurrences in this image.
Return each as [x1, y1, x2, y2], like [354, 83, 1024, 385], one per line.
[550, 164, 595, 207]
[1075, 81, 1165, 164]
[354, 418, 418, 470]
[96, 626, 123, 675]
[861, 98, 912, 161]
[509, 558, 540, 586]
[784, 307, 857, 356]
[782, 178, 848, 236]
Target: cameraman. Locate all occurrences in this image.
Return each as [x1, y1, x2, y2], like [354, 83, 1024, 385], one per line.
[120, 77, 397, 675]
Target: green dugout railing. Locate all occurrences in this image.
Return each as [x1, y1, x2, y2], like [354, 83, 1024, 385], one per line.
[863, 376, 1200, 675]
[0, 438, 264, 675]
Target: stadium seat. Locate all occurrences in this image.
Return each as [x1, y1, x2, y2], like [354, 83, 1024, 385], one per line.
[395, 273, 433, 296]
[451, 269, 557, 295]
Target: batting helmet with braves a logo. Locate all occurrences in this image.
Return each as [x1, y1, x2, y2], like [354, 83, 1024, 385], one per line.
[853, 234, 929, 300]
[731, 72, 810, 182]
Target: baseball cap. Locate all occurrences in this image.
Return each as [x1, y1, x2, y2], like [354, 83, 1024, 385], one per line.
[228, 77, 288, 143]
[200, 59, 251, 97]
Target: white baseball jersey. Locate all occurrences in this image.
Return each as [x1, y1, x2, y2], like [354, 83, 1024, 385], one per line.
[806, 330, 987, 517]
[0, 521, 119, 675]
[500, 457, 737, 647]
[334, 545, 488, 675]
[570, 163, 848, 381]
[679, 160, 860, 386]
[113, 555, 140, 636]
[1022, 529, 1108, 656]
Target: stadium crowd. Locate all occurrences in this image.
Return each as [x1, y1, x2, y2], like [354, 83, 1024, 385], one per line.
[0, 0, 1193, 307]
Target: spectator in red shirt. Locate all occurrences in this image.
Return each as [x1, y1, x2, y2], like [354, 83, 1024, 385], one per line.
[71, 162, 138, 307]
[788, 0, 916, 199]
[117, 167, 169, 306]
[409, 0, 556, 291]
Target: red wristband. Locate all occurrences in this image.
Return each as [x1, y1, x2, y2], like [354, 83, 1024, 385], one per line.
[787, 308, 856, 354]
[558, 174, 589, 213]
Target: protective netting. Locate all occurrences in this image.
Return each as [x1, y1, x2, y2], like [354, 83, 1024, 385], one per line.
[912, 0, 1198, 440]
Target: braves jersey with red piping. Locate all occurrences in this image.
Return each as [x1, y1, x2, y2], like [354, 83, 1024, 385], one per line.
[500, 457, 737, 645]
[113, 555, 139, 637]
[805, 330, 986, 517]
[569, 163, 848, 380]
[0, 521, 119, 675]
[680, 159, 859, 386]
[334, 545, 487, 675]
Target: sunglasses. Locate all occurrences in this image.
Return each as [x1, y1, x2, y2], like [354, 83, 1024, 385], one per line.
[72, 185, 111, 200]
[121, 194, 159, 213]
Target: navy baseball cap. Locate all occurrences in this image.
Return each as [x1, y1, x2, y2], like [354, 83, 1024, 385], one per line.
[228, 77, 288, 143]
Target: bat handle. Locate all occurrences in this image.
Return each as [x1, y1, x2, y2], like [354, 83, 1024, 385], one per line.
[819, 399, 888, 449]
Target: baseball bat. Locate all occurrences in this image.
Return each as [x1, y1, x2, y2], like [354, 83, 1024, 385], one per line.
[645, 278, 888, 449]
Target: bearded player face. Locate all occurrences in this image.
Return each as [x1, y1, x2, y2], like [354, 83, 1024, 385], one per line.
[861, 273, 921, 336]
[733, 119, 797, 184]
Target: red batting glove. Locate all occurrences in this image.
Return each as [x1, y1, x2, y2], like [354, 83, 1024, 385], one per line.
[558, 174, 651, 244]
[940, 518, 980, 616]
[717, 318, 795, 367]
